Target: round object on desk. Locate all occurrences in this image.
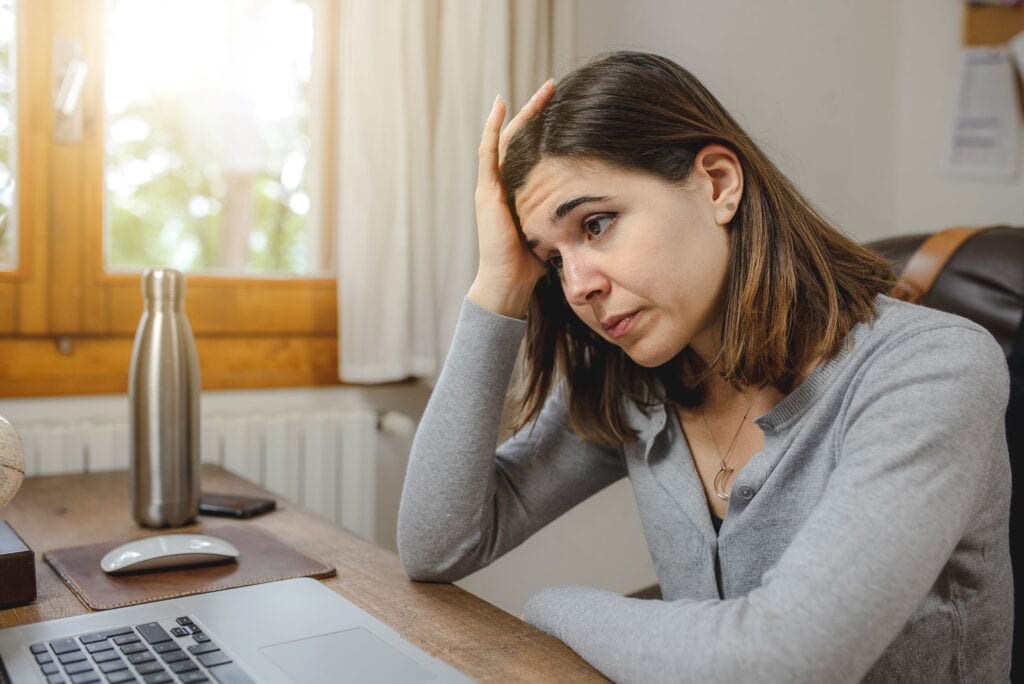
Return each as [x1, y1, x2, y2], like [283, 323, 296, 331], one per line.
[0, 415, 25, 507]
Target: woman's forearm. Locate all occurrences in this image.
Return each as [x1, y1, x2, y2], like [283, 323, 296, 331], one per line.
[397, 299, 528, 580]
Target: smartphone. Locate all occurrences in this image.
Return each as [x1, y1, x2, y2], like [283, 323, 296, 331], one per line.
[199, 492, 276, 518]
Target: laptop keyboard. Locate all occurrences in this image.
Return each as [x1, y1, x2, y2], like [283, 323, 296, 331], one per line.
[27, 615, 255, 684]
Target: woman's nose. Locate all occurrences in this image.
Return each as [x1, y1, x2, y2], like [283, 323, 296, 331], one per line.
[562, 255, 608, 306]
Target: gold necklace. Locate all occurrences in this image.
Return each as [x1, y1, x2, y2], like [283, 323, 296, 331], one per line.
[701, 386, 764, 501]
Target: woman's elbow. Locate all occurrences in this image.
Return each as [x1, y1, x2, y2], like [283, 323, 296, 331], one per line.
[396, 523, 474, 582]
[397, 543, 472, 583]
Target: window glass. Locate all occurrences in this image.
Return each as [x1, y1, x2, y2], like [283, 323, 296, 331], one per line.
[0, 0, 16, 271]
[105, 0, 321, 276]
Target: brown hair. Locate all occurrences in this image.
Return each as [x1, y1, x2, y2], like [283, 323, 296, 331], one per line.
[501, 51, 895, 446]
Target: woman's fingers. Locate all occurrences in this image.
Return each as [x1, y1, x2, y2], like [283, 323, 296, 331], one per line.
[470, 85, 551, 317]
[498, 79, 555, 166]
[477, 95, 507, 188]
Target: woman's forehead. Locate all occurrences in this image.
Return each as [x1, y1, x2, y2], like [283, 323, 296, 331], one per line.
[516, 158, 623, 222]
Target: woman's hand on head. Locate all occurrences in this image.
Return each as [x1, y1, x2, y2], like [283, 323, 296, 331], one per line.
[468, 80, 555, 319]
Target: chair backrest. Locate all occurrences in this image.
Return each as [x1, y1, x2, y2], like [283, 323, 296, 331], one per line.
[868, 225, 1024, 679]
[869, 226, 1024, 355]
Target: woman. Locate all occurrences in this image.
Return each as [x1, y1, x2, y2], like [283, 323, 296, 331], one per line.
[397, 51, 1012, 682]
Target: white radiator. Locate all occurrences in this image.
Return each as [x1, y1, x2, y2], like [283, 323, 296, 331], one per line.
[14, 408, 385, 540]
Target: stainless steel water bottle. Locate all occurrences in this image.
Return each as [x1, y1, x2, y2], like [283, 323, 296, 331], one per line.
[129, 268, 201, 527]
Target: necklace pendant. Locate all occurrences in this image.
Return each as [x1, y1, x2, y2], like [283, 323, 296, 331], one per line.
[713, 463, 734, 501]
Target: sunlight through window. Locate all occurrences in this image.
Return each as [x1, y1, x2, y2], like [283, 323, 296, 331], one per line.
[105, 0, 323, 276]
[0, 0, 16, 271]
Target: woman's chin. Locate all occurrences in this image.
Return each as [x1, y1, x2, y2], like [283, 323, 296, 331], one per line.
[622, 341, 677, 369]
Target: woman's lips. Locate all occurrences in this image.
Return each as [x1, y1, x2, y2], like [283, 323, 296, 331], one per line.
[604, 311, 639, 340]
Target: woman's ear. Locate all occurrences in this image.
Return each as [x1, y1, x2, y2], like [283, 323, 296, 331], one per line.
[694, 144, 743, 226]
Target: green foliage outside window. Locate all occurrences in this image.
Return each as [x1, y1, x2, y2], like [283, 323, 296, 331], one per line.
[105, 98, 312, 274]
[105, 0, 315, 276]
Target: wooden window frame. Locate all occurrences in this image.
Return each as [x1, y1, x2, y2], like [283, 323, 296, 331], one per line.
[0, 0, 343, 397]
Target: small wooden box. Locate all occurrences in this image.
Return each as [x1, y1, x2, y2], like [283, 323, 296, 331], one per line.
[0, 520, 36, 608]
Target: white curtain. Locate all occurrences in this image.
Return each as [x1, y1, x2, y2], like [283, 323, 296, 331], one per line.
[336, 0, 577, 383]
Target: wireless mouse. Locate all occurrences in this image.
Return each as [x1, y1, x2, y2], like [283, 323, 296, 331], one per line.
[100, 533, 240, 574]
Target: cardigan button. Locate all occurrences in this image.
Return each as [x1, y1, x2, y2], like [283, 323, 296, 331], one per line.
[738, 486, 755, 500]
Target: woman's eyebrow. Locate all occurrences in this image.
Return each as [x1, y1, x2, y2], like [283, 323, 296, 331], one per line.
[524, 195, 614, 251]
[550, 195, 611, 223]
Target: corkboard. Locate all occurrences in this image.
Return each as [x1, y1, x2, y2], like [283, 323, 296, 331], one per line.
[963, 2, 1024, 114]
[963, 2, 1024, 46]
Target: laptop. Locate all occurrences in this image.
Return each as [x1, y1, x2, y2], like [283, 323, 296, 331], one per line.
[0, 578, 471, 683]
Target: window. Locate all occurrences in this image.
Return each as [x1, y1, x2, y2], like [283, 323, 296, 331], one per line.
[0, 0, 341, 397]
[105, 0, 325, 276]
[0, 0, 15, 272]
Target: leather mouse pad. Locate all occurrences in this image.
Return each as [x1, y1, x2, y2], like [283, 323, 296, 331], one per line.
[43, 524, 336, 611]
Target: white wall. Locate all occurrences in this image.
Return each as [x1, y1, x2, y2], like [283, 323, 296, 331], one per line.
[573, 0, 1024, 240]
[895, 0, 1024, 234]
[456, 479, 654, 615]
[574, 0, 903, 242]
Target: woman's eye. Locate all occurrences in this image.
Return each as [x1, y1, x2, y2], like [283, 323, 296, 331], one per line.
[547, 255, 564, 272]
[583, 214, 614, 239]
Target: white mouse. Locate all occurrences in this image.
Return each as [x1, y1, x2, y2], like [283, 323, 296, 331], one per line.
[100, 533, 240, 574]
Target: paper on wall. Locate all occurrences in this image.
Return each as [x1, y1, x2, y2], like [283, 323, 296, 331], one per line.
[941, 47, 1019, 180]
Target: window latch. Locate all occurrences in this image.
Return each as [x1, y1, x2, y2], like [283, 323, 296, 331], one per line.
[53, 38, 88, 145]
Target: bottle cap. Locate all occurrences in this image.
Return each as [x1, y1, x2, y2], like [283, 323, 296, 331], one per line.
[142, 269, 186, 303]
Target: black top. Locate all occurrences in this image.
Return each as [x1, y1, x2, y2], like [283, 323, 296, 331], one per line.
[712, 514, 725, 598]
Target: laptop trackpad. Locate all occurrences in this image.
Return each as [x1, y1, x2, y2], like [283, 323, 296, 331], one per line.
[259, 628, 437, 683]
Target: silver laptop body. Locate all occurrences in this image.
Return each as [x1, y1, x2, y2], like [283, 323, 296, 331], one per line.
[0, 578, 471, 683]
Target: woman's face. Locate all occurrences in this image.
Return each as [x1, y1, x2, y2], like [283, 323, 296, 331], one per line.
[515, 152, 740, 368]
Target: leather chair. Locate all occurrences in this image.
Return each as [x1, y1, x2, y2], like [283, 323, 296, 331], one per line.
[868, 225, 1024, 359]
[868, 225, 1024, 680]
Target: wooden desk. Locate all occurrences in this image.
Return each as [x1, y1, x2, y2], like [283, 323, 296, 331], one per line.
[0, 465, 605, 682]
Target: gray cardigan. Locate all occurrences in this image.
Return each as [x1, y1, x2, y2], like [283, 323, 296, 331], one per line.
[397, 296, 1012, 682]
